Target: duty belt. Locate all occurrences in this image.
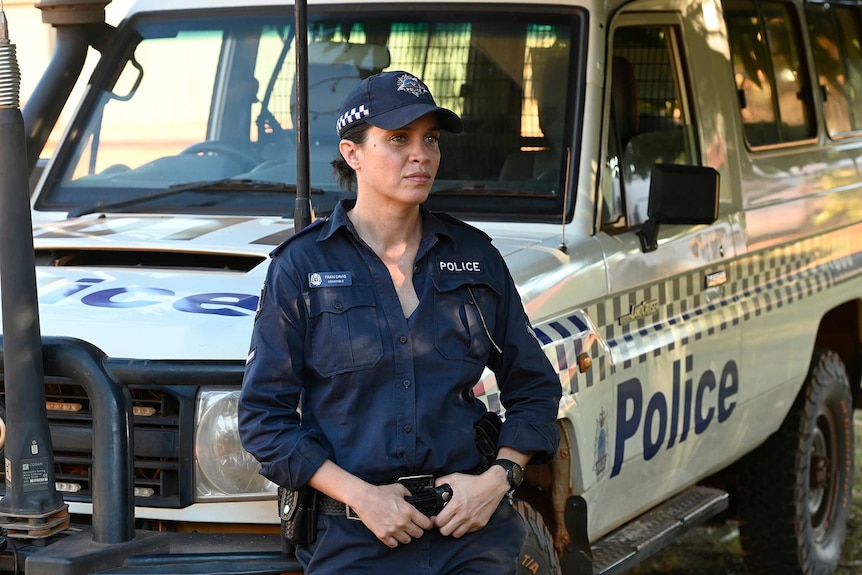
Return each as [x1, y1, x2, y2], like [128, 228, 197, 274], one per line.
[319, 475, 453, 519]
[318, 494, 362, 519]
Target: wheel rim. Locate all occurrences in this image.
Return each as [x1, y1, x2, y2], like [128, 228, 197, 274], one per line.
[808, 409, 839, 541]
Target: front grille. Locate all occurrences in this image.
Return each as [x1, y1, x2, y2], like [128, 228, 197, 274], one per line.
[0, 376, 197, 508]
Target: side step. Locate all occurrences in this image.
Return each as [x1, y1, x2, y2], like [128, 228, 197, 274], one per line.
[590, 486, 729, 575]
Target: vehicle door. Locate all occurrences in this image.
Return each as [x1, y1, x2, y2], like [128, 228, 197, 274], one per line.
[591, 13, 744, 536]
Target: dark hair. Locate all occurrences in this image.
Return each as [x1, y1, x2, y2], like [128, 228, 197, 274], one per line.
[331, 122, 371, 192]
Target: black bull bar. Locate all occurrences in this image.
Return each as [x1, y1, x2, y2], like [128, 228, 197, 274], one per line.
[0, 335, 302, 575]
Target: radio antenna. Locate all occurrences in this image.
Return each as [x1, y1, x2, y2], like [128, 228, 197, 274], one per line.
[293, 0, 312, 231]
[558, 146, 572, 254]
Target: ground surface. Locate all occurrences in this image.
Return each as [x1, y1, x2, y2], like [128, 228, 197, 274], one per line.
[627, 411, 862, 575]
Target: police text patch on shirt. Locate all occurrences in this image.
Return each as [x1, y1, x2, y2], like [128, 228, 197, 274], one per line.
[437, 259, 482, 273]
[309, 271, 353, 287]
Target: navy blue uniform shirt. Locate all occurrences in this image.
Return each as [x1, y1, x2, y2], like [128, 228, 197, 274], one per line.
[238, 199, 561, 489]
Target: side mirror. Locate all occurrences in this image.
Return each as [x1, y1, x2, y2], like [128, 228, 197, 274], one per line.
[636, 164, 719, 253]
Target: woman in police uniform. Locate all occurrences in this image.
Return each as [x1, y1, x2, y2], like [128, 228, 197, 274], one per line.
[238, 70, 561, 573]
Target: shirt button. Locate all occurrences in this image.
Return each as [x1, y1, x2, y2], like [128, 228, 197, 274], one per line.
[413, 264, 420, 274]
[399, 335, 408, 344]
[404, 425, 412, 433]
[403, 380, 411, 389]
[334, 301, 343, 310]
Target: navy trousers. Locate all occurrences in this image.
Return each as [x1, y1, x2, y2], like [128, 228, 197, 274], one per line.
[295, 500, 526, 574]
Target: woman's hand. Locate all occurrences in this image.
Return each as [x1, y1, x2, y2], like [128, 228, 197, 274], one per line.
[308, 460, 433, 548]
[431, 469, 510, 538]
[351, 482, 434, 548]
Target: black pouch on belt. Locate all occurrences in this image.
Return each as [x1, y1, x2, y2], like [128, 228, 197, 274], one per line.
[474, 410, 503, 471]
[279, 485, 319, 546]
[399, 475, 453, 517]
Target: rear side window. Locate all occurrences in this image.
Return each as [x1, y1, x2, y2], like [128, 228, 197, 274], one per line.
[805, 1, 862, 137]
[724, 0, 815, 147]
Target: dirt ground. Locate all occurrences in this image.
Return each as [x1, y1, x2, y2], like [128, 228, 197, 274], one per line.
[627, 412, 862, 575]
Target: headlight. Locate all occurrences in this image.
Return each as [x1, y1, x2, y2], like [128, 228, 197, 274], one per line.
[195, 388, 276, 500]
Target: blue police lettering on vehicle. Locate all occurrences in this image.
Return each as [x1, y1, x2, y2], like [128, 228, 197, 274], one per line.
[610, 355, 738, 478]
[81, 287, 175, 308]
[40, 277, 259, 317]
[173, 293, 259, 316]
[40, 277, 106, 304]
[644, 392, 666, 461]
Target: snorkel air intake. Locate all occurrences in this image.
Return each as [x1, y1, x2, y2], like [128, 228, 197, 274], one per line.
[0, 7, 69, 538]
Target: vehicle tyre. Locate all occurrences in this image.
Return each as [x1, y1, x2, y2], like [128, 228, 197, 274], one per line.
[515, 498, 561, 575]
[738, 348, 853, 575]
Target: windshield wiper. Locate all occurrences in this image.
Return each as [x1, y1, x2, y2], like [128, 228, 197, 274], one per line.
[66, 179, 314, 218]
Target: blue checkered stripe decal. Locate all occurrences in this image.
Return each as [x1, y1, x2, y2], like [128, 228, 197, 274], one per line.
[533, 311, 600, 396]
[734, 240, 829, 322]
[532, 236, 851, 395]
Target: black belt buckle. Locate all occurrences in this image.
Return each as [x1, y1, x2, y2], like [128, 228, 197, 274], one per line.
[397, 474, 453, 517]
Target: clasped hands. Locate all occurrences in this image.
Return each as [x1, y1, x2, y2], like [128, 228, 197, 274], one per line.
[353, 469, 511, 548]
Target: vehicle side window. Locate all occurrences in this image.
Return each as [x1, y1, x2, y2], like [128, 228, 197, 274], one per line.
[603, 24, 697, 230]
[724, 0, 815, 147]
[805, 1, 862, 137]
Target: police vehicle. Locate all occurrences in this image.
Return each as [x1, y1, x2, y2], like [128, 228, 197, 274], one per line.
[2, 0, 861, 572]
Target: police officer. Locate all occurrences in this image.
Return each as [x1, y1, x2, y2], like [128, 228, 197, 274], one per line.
[238, 70, 562, 573]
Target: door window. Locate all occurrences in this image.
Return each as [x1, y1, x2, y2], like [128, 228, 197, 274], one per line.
[603, 23, 698, 230]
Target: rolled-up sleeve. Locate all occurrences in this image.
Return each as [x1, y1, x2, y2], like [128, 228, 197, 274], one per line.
[488, 258, 562, 463]
[238, 256, 330, 490]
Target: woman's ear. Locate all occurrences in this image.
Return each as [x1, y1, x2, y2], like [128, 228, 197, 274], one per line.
[339, 140, 360, 170]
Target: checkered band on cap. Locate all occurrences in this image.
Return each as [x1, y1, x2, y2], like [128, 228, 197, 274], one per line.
[335, 105, 370, 136]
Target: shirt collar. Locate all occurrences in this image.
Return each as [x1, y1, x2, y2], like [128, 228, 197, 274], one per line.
[318, 199, 456, 250]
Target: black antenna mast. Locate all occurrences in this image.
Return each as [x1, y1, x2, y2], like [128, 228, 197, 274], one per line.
[293, 0, 312, 232]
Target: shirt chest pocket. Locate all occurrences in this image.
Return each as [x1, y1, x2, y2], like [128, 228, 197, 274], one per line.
[431, 275, 500, 365]
[307, 284, 383, 377]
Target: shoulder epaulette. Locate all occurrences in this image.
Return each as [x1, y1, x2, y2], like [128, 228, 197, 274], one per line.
[269, 217, 328, 258]
[432, 210, 492, 242]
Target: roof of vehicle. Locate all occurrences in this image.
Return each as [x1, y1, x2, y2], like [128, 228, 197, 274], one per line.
[126, 0, 585, 18]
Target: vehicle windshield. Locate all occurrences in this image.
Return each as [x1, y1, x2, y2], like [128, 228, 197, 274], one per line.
[36, 6, 583, 222]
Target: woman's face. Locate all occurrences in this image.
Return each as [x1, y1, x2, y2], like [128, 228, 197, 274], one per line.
[343, 113, 442, 209]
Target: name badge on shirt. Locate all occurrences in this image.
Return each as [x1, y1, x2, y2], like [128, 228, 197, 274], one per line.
[309, 271, 353, 287]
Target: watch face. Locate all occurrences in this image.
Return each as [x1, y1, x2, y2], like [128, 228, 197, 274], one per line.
[494, 459, 524, 490]
[511, 463, 524, 487]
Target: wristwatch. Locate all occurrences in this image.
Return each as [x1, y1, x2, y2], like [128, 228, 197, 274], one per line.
[491, 458, 524, 493]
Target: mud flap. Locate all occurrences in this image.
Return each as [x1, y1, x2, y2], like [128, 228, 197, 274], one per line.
[560, 495, 593, 574]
